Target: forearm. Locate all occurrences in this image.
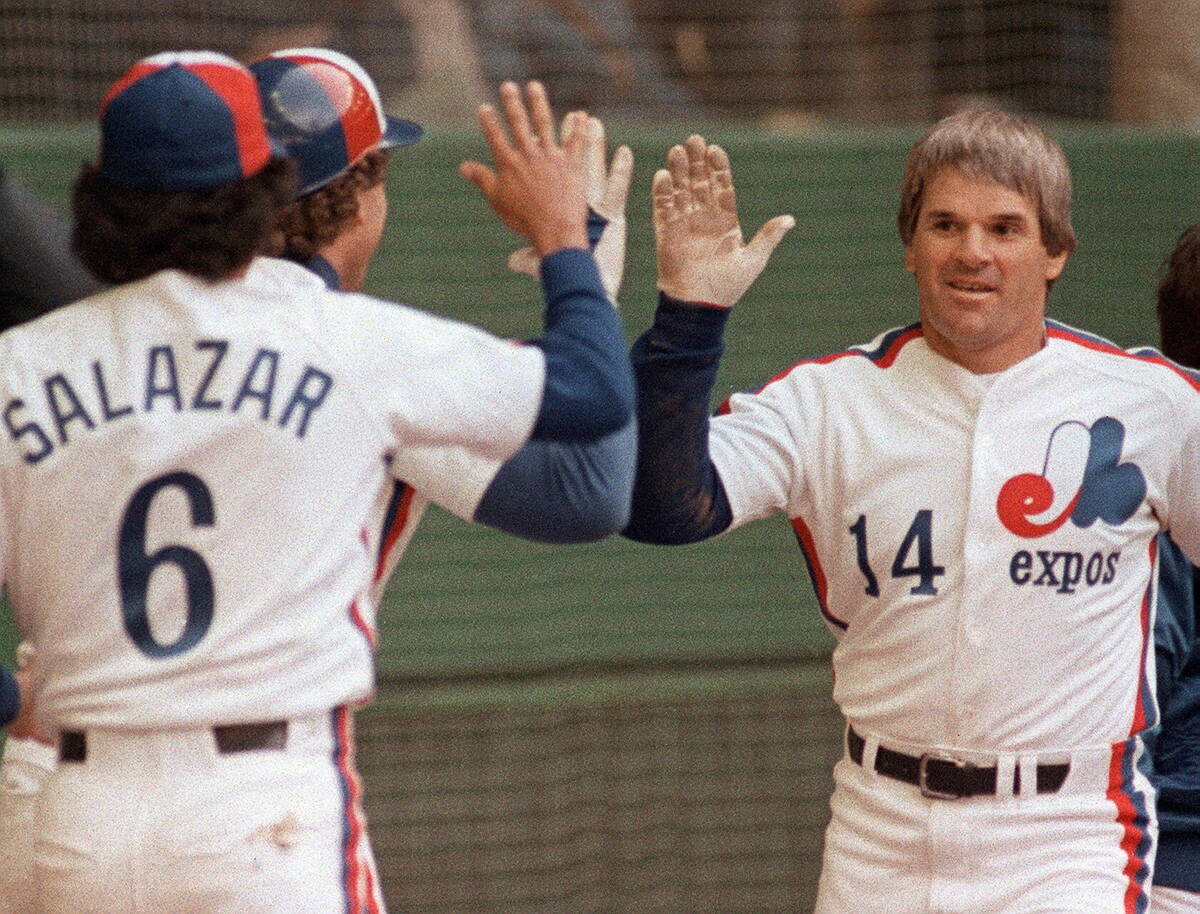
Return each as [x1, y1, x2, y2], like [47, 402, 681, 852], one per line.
[623, 294, 733, 544]
[529, 248, 633, 441]
[475, 418, 635, 543]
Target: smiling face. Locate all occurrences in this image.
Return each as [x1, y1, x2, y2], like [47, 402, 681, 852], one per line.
[904, 166, 1069, 374]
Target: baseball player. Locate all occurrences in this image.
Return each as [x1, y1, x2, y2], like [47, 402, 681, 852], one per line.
[1145, 223, 1200, 914]
[5, 51, 631, 914]
[250, 48, 636, 555]
[622, 109, 1200, 912]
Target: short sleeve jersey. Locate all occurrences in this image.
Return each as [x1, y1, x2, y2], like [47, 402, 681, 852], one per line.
[709, 322, 1200, 752]
[0, 257, 546, 728]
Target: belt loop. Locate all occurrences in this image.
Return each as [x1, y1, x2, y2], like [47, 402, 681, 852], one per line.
[994, 753, 1016, 799]
[1018, 755, 1038, 799]
[861, 733, 881, 781]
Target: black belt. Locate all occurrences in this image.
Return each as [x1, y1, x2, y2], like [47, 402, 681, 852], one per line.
[847, 727, 1069, 799]
[58, 721, 288, 763]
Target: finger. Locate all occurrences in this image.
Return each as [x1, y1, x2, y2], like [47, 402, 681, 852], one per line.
[601, 145, 634, 217]
[584, 116, 606, 206]
[708, 144, 737, 217]
[651, 167, 676, 235]
[507, 247, 540, 277]
[560, 110, 579, 143]
[686, 134, 711, 206]
[475, 103, 514, 167]
[666, 144, 691, 212]
[744, 214, 796, 261]
[15, 641, 34, 670]
[561, 110, 587, 161]
[525, 81, 556, 147]
[499, 81, 536, 152]
[459, 160, 498, 199]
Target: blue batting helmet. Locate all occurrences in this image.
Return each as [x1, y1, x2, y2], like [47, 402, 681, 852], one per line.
[250, 47, 423, 197]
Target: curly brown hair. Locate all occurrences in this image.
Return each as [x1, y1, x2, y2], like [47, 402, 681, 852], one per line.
[279, 150, 390, 261]
[1158, 223, 1200, 371]
[72, 158, 296, 285]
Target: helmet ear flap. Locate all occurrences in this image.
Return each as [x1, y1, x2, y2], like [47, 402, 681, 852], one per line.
[250, 48, 423, 197]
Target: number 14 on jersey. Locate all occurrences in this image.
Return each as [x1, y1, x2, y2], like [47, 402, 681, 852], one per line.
[850, 510, 945, 596]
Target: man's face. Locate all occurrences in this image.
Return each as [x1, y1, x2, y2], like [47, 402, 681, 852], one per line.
[904, 167, 1069, 373]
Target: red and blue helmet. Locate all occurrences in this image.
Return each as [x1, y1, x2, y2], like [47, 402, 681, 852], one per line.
[99, 51, 281, 192]
[250, 48, 423, 197]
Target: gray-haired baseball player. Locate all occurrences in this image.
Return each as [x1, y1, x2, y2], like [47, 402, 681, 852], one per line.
[623, 109, 1198, 911]
[4, 50, 631, 914]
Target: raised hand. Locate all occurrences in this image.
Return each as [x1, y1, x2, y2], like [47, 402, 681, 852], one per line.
[653, 135, 794, 308]
[508, 113, 634, 304]
[460, 81, 589, 257]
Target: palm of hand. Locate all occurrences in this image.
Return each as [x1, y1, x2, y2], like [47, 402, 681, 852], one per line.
[654, 136, 793, 308]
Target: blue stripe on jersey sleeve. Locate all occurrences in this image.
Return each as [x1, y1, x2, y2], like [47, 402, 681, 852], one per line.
[622, 293, 733, 545]
[529, 248, 634, 442]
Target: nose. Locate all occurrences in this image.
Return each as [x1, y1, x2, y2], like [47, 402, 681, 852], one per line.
[954, 225, 992, 268]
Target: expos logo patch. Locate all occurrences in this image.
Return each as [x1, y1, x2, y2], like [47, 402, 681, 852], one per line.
[996, 417, 1146, 538]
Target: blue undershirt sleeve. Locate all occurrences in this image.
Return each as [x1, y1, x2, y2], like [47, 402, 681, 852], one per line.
[474, 418, 636, 543]
[622, 293, 734, 545]
[470, 211, 633, 543]
[0, 667, 19, 728]
[528, 248, 634, 442]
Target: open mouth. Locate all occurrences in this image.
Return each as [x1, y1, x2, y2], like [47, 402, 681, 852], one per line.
[947, 280, 998, 294]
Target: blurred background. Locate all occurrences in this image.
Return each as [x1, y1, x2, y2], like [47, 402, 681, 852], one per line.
[2, 1, 1199, 911]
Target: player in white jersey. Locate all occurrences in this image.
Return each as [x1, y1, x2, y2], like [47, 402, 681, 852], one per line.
[622, 110, 1200, 912]
[4, 52, 632, 914]
[250, 48, 636, 574]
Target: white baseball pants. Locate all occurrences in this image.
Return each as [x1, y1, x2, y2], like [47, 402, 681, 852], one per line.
[1153, 886, 1200, 913]
[32, 707, 384, 914]
[816, 730, 1156, 913]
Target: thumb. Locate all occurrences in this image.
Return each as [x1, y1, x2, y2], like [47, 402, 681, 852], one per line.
[744, 214, 796, 262]
[459, 160, 496, 198]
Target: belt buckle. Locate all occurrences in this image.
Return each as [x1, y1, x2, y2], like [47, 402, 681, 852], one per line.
[917, 751, 974, 800]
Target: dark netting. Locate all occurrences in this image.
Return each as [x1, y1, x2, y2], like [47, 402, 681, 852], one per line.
[358, 667, 844, 913]
[0, 0, 1151, 126]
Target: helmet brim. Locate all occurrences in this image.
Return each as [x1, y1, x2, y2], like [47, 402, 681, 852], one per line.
[381, 117, 424, 150]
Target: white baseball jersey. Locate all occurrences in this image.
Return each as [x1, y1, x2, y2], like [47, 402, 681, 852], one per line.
[710, 321, 1200, 753]
[366, 447, 498, 606]
[0, 256, 546, 729]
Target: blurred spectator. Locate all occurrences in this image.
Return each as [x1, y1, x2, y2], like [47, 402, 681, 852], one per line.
[628, 0, 859, 122]
[1112, 0, 1200, 127]
[469, 0, 703, 118]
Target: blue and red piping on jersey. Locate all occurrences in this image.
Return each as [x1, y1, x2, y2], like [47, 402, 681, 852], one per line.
[375, 480, 416, 584]
[1049, 321, 1200, 392]
[1132, 537, 1159, 734]
[790, 515, 848, 632]
[331, 707, 383, 914]
[717, 323, 923, 415]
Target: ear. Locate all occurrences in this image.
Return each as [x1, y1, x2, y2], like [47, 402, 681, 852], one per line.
[1044, 248, 1068, 282]
[904, 245, 916, 274]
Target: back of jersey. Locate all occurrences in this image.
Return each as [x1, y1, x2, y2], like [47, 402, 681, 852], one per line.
[0, 257, 543, 729]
